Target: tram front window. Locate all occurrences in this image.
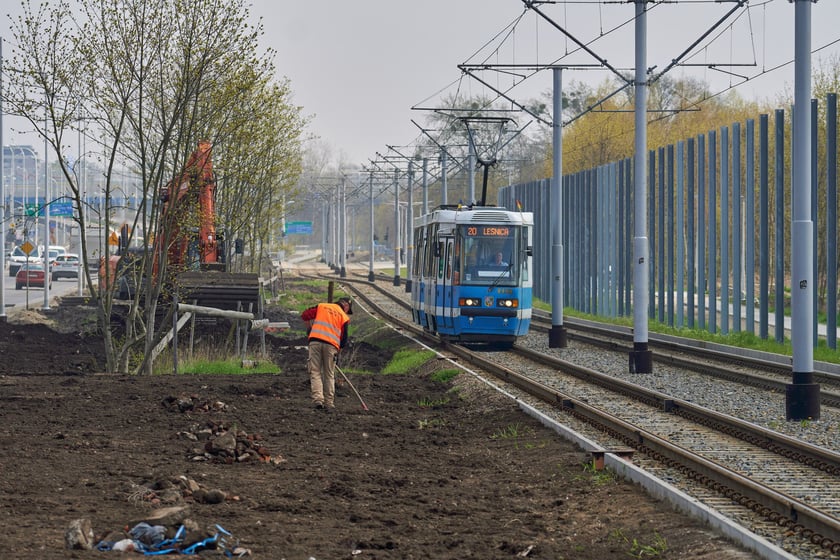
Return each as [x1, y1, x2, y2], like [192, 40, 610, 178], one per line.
[459, 226, 520, 286]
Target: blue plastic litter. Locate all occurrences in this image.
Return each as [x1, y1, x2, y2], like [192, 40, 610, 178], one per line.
[96, 523, 240, 556]
[153, 524, 186, 550]
[129, 522, 167, 546]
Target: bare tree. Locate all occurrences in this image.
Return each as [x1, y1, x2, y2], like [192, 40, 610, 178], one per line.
[4, 0, 306, 373]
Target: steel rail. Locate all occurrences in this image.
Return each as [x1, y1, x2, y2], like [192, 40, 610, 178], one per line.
[332, 272, 840, 551]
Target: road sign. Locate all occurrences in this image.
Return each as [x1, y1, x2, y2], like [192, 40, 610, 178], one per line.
[285, 221, 313, 235]
[21, 241, 34, 255]
[25, 204, 38, 217]
[49, 201, 74, 217]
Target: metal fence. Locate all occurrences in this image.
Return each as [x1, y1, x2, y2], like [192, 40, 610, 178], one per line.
[500, 93, 840, 349]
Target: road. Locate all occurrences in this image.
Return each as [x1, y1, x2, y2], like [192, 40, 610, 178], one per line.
[2, 265, 87, 316]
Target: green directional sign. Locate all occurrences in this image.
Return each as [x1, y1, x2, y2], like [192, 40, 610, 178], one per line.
[25, 203, 38, 217]
[285, 221, 313, 235]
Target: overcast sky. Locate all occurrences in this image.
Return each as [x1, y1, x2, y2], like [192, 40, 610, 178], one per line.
[254, 0, 840, 166]
[3, 1, 840, 166]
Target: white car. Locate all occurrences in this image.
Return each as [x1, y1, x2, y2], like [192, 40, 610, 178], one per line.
[52, 253, 81, 280]
[9, 245, 43, 277]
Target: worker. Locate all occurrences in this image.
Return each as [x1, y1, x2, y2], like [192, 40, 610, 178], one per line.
[301, 297, 353, 412]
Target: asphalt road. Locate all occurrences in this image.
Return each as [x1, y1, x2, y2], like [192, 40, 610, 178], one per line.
[2, 264, 86, 315]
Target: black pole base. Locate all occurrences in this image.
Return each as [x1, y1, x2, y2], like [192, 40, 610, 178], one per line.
[548, 325, 567, 348]
[339, 266, 346, 278]
[629, 342, 653, 373]
[393, 275, 401, 287]
[368, 271, 375, 282]
[785, 381, 821, 420]
[405, 279, 412, 293]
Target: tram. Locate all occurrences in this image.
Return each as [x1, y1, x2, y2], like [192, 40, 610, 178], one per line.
[410, 204, 534, 346]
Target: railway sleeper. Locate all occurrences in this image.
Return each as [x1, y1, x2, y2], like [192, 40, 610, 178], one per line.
[589, 448, 635, 471]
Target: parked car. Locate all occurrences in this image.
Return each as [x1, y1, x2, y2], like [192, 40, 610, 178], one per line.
[9, 245, 43, 277]
[15, 263, 50, 290]
[52, 253, 81, 280]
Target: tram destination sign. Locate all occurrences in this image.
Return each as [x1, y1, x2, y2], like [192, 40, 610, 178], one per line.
[465, 226, 510, 237]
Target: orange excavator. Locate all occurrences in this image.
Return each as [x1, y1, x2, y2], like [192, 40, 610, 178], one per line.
[100, 141, 260, 312]
[155, 140, 224, 274]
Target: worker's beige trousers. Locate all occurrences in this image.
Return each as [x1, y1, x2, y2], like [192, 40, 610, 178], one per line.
[308, 339, 338, 407]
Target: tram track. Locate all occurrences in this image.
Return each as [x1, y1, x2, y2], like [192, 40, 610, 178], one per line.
[529, 311, 840, 404]
[308, 266, 840, 558]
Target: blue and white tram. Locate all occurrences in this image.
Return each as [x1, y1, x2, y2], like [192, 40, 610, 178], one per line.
[410, 204, 534, 346]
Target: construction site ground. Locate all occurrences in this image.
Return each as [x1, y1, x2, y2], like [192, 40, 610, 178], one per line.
[0, 276, 759, 559]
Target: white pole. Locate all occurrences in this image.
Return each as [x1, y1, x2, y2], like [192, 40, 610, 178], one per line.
[43, 102, 50, 310]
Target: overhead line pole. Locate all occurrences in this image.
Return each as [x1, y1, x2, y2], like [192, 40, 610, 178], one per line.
[367, 171, 375, 282]
[630, 0, 653, 374]
[0, 38, 5, 322]
[550, 67, 567, 349]
[787, 0, 820, 421]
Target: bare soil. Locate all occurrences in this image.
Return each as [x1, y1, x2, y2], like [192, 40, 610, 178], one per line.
[0, 279, 758, 559]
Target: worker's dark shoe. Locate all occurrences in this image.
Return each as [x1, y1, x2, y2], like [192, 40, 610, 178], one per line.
[313, 402, 324, 410]
[324, 405, 336, 414]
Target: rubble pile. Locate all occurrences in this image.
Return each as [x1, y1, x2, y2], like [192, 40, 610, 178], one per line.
[127, 475, 235, 506]
[161, 394, 231, 413]
[178, 419, 285, 465]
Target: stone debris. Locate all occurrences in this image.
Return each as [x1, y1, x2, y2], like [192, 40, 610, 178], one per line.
[65, 517, 95, 550]
[127, 476, 238, 507]
[163, 394, 286, 465]
[161, 394, 231, 413]
[179, 419, 286, 465]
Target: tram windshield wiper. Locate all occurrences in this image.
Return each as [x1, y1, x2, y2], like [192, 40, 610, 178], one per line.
[487, 262, 513, 292]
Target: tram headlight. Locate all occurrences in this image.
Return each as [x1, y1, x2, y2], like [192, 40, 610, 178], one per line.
[496, 298, 518, 308]
[459, 297, 481, 307]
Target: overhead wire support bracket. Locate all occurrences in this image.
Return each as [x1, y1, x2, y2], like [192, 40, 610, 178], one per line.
[410, 119, 471, 176]
[458, 65, 550, 126]
[458, 63, 608, 127]
[648, 0, 748, 85]
[522, 0, 630, 84]
[458, 115, 515, 206]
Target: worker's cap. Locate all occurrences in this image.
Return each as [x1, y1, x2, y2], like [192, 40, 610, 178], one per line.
[337, 297, 353, 315]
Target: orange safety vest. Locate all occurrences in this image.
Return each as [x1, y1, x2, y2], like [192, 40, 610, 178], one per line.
[308, 303, 350, 349]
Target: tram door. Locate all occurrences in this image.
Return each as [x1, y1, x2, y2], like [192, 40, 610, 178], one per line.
[441, 237, 455, 330]
[422, 227, 439, 329]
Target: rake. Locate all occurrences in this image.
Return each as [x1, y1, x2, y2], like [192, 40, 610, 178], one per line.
[335, 363, 369, 411]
